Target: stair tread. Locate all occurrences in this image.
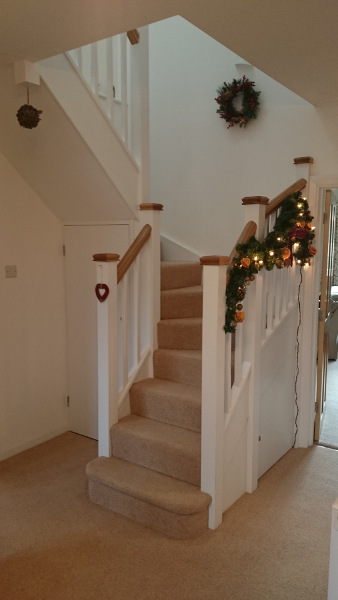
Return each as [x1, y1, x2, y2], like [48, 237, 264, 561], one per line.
[154, 348, 202, 357]
[161, 262, 202, 291]
[161, 286, 203, 320]
[161, 285, 202, 295]
[131, 377, 201, 403]
[130, 378, 201, 432]
[159, 317, 202, 325]
[86, 456, 211, 515]
[158, 317, 202, 350]
[153, 349, 202, 388]
[113, 414, 200, 454]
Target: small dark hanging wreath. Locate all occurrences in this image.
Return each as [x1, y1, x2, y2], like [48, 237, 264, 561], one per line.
[16, 88, 42, 129]
[215, 75, 261, 129]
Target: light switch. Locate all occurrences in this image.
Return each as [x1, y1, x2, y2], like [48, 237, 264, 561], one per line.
[5, 265, 17, 278]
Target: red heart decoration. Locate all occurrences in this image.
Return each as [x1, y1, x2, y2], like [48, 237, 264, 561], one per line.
[95, 283, 109, 303]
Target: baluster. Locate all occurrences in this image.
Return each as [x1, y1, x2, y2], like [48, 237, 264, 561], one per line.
[233, 322, 243, 390]
[120, 34, 129, 148]
[90, 43, 99, 97]
[106, 37, 114, 124]
[120, 275, 128, 388]
[132, 255, 141, 366]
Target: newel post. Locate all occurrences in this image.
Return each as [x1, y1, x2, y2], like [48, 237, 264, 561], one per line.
[200, 255, 230, 530]
[139, 203, 163, 352]
[241, 196, 269, 492]
[93, 253, 120, 457]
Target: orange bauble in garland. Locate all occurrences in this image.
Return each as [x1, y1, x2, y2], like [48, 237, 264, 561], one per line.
[240, 257, 251, 268]
[280, 247, 291, 260]
[309, 246, 317, 256]
[235, 310, 245, 323]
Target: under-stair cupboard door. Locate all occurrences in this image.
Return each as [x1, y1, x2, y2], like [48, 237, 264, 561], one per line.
[64, 224, 130, 439]
[315, 190, 335, 441]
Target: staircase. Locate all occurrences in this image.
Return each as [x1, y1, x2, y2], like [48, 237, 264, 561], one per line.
[86, 261, 212, 539]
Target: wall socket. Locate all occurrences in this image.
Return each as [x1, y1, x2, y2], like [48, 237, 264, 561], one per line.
[5, 265, 17, 278]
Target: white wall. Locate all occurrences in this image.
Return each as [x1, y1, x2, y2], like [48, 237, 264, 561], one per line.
[0, 153, 69, 460]
[149, 16, 338, 257]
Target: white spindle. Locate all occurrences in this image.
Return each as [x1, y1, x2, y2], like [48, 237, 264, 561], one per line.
[120, 34, 129, 148]
[266, 272, 274, 333]
[120, 276, 128, 387]
[106, 37, 115, 122]
[233, 325, 243, 389]
[90, 43, 99, 96]
[132, 256, 140, 366]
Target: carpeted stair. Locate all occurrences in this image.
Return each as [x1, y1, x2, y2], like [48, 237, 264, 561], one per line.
[86, 261, 211, 539]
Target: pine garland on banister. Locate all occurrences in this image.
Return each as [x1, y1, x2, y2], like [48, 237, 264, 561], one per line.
[225, 192, 316, 334]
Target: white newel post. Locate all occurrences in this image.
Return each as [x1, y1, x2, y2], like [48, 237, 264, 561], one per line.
[241, 196, 269, 492]
[292, 158, 315, 447]
[200, 256, 230, 530]
[93, 253, 120, 457]
[139, 203, 163, 353]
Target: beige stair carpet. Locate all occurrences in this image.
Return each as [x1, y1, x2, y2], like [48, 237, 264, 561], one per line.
[87, 261, 208, 538]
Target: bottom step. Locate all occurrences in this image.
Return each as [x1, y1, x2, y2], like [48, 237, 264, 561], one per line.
[86, 456, 211, 539]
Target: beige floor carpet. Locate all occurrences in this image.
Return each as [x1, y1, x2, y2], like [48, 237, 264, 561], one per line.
[1, 432, 337, 600]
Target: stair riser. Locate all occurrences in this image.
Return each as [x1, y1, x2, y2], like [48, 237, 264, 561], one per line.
[111, 429, 201, 486]
[161, 291, 202, 320]
[161, 262, 202, 291]
[153, 351, 202, 387]
[130, 386, 201, 432]
[88, 479, 209, 539]
[157, 320, 202, 350]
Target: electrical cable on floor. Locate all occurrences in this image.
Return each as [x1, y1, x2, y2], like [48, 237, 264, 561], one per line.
[293, 266, 303, 447]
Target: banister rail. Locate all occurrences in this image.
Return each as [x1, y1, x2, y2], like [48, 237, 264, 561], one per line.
[265, 178, 307, 218]
[117, 224, 152, 283]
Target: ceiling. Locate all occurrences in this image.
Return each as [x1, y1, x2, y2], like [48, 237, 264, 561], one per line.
[0, 0, 337, 107]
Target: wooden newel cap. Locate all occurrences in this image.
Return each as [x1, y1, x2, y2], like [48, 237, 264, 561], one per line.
[200, 255, 230, 266]
[127, 29, 140, 45]
[242, 196, 269, 205]
[293, 156, 314, 165]
[93, 253, 120, 262]
[139, 203, 163, 211]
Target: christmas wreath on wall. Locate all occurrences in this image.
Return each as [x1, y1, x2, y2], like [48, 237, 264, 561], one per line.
[225, 192, 316, 333]
[215, 75, 261, 128]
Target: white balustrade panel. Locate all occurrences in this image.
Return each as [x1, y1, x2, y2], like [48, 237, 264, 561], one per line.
[67, 34, 135, 160]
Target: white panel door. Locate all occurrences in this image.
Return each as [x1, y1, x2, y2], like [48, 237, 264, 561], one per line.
[64, 224, 130, 439]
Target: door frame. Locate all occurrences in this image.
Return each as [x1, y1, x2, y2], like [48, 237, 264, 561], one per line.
[297, 176, 338, 447]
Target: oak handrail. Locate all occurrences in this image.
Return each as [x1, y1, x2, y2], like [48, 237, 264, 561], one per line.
[117, 224, 152, 283]
[265, 178, 307, 218]
[226, 220, 257, 285]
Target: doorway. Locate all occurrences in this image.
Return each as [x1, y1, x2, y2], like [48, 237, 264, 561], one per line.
[64, 223, 130, 440]
[316, 188, 338, 447]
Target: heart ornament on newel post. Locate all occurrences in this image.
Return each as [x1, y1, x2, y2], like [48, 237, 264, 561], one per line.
[95, 283, 110, 303]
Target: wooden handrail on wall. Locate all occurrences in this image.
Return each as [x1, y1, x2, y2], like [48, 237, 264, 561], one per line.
[265, 178, 307, 218]
[117, 224, 152, 283]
